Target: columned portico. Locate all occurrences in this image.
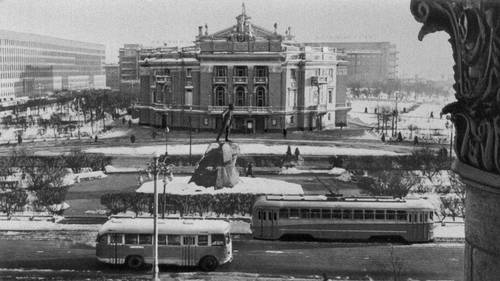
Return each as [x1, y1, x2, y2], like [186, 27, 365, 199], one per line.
[411, 0, 500, 280]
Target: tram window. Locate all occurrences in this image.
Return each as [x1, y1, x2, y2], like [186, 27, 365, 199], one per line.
[409, 214, 412, 222]
[198, 235, 208, 246]
[125, 234, 138, 245]
[375, 210, 385, 220]
[311, 209, 321, 219]
[429, 212, 434, 221]
[279, 208, 289, 219]
[258, 210, 262, 220]
[321, 209, 331, 219]
[342, 209, 352, 219]
[418, 213, 423, 222]
[300, 209, 310, 219]
[158, 234, 167, 245]
[183, 236, 196, 246]
[290, 208, 299, 218]
[212, 234, 225, 246]
[424, 213, 428, 222]
[168, 235, 181, 245]
[396, 211, 407, 221]
[332, 209, 342, 219]
[354, 210, 363, 219]
[139, 234, 152, 245]
[364, 210, 374, 219]
[273, 212, 277, 221]
[386, 210, 396, 220]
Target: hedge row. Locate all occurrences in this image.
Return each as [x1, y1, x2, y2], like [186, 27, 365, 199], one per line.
[101, 192, 261, 217]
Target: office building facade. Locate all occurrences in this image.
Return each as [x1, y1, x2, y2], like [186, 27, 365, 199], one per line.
[0, 29, 105, 102]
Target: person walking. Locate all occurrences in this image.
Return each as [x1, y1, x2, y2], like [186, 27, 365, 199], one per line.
[246, 162, 254, 177]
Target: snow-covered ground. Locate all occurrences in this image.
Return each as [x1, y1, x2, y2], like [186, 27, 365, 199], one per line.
[85, 143, 408, 157]
[136, 176, 304, 195]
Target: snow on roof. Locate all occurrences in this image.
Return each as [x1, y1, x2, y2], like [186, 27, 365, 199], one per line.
[135, 176, 303, 195]
[98, 218, 230, 236]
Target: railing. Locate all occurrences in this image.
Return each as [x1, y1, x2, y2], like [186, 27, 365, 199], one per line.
[232, 76, 248, 84]
[212, 76, 227, 84]
[253, 77, 268, 84]
[185, 77, 193, 88]
[311, 76, 328, 85]
[207, 105, 273, 113]
[335, 102, 352, 108]
[155, 75, 171, 84]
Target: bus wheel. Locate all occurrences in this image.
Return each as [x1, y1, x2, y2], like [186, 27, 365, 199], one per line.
[199, 255, 218, 271]
[126, 255, 144, 269]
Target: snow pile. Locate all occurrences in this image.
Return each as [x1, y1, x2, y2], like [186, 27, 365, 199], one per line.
[136, 176, 303, 195]
[279, 167, 347, 176]
[74, 171, 107, 182]
[0, 220, 100, 231]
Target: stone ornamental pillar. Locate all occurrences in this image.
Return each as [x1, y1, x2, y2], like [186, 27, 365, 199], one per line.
[411, 0, 500, 280]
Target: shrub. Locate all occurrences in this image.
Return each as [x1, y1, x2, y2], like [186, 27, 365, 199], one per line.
[0, 189, 28, 217]
[130, 134, 136, 143]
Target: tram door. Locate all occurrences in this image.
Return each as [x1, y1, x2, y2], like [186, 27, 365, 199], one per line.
[258, 209, 278, 239]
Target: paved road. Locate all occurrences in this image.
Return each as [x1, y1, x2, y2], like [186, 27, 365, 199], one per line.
[0, 235, 464, 281]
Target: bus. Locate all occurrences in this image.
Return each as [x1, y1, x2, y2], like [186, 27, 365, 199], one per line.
[251, 195, 435, 243]
[96, 218, 232, 271]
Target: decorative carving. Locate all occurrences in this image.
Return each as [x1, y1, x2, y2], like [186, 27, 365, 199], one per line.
[411, 0, 500, 174]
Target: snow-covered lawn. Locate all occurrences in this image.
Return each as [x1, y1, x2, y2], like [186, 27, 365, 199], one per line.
[136, 176, 304, 195]
[85, 143, 407, 157]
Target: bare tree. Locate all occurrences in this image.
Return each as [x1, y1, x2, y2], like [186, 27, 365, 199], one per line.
[388, 244, 404, 281]
[357, 171, 419, 198]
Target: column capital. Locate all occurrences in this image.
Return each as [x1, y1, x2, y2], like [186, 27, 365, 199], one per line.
[412, 0, 500, 176]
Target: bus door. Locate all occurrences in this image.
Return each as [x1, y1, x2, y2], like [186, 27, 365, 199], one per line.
[262, 209, 278, 239]
[110, 233, 123, 265]
[181, 236, 197, 267]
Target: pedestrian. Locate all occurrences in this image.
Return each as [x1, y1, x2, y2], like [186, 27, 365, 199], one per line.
[94, 135, 98, 143]
[397, 131, 403, 142]
[283, 128, 287, 139]
[364, 107, 368, 113]
[122, 117, 125, 125]
[381, 133, 385, 142]
[246, 162, 254, 177]
[414, 135, 419, 145]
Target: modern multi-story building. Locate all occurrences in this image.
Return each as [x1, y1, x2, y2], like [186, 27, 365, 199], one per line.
[118, 44, 142, 96]
[0, 29, 105, 102]
[302, 42, 398, 84]
[104, 64, 119, 90]
[136, 7, 351, 133]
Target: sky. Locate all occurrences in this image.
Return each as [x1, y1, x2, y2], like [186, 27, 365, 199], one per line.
[0, 0, 453, 80]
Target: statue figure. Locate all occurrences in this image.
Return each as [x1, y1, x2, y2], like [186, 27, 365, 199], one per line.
[216, 104, 234, 142]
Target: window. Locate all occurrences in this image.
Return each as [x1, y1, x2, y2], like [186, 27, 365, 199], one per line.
[235, 87, 246, 106]
[139, 234, 152, 245]
[98, 235, 107, 244]
[396, 211, 407, 221]
[375, 210, 385, 220]
[328, 90, 333, 103]
[321, 209, 331, 219]
[342, 210, 352, 219]
[168, 235, 181, 245]
[354, 210, 364, 220]
[212, 234, 225, 246]
[234, 66, 247, 76]
[364, 210, 374, 219]
[214, 66, 227, 77]
[315, 68, 321, 76]
[311, 209, 321, 219]
[332, 209, 342, 219]
[183, 236, 196, 245]
[185, 89, 193, 105]
[429, 212, 433, 221]
[186, 68, 192, 77]
[110, 234, 123, 244]
[290, 116, 294, 124]
[158, 234, 167, 245]
[328, 68, 334, 77]
[215, 87, 225, 106]
[255, 87, 266, 106]
[289, 208, 299, 218]
[300, 209, 310, 219]
[124, 234, 138, 244]
[279, 208, 288, 219]
[198, 235, 208, 246]
[255, 66, 267, 77]
[203, 118, 209, 126]
[328, 113, 331, 121]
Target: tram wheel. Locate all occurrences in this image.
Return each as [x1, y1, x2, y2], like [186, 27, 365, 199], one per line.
[126, 255, 144, 269]
[199, 255, 219, 271]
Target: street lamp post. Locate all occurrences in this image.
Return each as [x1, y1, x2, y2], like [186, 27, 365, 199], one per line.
[189, 108, 192, 165]
[446, 116, 453, 160]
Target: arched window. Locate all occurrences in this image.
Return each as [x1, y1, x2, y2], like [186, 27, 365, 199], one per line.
[255, 87, 266, 107]
[214, 86, 226, 106]
[235, 86, 246, 106]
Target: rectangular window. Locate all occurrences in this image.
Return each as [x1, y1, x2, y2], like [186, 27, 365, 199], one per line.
[98, 235, 108, 244]
[328, 90, 333, 103]
[158, 234, 167, 245]
[125, 234, 138, 245]
[234, 66, 247, 76]
[396, 211, 407, 221]
[300, 209, 310, 219]
[429, 212, 433, 221]
[289, 208, 299, 218]
[290, 69, 296, 80]
[211, 234, 225, 246]
[386, 210, 396, 220]
[183, 236, 196, 246]
[168, 235, 181, 245]
[342, 210, 352, 219]
[311, 209, 321, 219]
[279, 208, 288, 219]
[321, 209, 331, 219]
[328, 68, 334, 77]
[255, 66, 267, 77]
[353, 210, 364, 220]
[214, 66, 227, 77]
[186, 68, 192, 77]
[139, 234, 152, 245]
[198, 235, 208, 246]
[364, 210, 374, 220]
[375, 210, 385, 220]
[332, 209, 342, 219]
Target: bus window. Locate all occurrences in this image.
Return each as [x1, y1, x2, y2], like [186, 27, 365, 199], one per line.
[212, 234, 225, 246]
[419, 213, 423, 222]
[125, 234, 138, 244]
[289, 208, 299, 218]
[386, 210, 396, 220]
[321, 209, 331, 219]
[353, 210, 363, 219]
[332, 209, 342, 219]
[183, 236, 196, 246]
[429, 212, 434, 221]
[364, 210, 374, 220]
[342, 209, 352, 219]
[168, 235, 181, 245]
[97, 234, 108, 244]
[158, 234, 167, 245]
[424, 213, 428, 222]
[198, 235, 208, 246]
[375, 210, 385, 220]
[279, 208, 289, 219]
[110, 234, 123, 244]
[300, 209, 310, 219]
[139, 234, 152, 245]
[396, 211, 407, 221]
[311, 209, 321, 219]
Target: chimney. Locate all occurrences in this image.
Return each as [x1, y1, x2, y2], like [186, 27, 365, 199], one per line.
[198, 26, 203, 37]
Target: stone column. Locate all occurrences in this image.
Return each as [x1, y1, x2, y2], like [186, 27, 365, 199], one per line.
[411, 1, 500, 280]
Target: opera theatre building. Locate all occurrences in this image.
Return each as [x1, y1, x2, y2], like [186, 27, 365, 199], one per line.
[137, 7, 351, 133]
